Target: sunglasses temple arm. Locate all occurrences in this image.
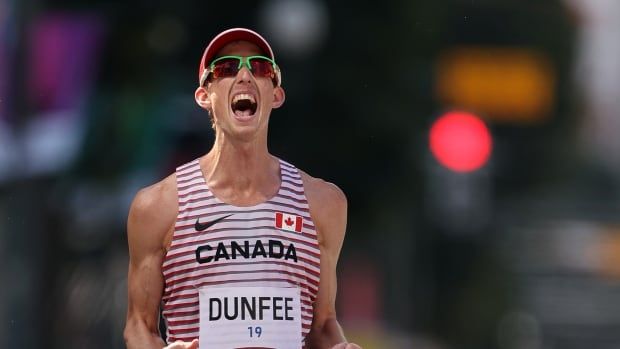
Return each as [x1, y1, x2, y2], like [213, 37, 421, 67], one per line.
[200, 69, 210, 86]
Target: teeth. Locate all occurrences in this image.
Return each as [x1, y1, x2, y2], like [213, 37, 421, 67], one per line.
[233, 93, 255, 104]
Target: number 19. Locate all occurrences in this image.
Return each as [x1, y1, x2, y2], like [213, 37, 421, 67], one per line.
[248, 326, 262, 338]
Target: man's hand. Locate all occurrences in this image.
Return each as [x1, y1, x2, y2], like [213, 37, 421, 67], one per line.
[163, 339, 198, 349]
[331, 343, 362, 349]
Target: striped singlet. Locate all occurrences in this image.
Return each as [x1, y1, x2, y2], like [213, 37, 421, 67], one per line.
[161, 158, 321, 347]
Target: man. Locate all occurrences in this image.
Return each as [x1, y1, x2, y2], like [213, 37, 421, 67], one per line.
[123, 28, 361, 349]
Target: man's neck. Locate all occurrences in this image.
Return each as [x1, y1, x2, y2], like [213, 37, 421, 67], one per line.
[200, 137, 280, 206]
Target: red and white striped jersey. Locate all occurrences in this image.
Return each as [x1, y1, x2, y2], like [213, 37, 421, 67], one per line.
[161, 158, 321, 347]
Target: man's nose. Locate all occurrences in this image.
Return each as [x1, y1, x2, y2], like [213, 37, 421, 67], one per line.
[236, 67, 253, 84]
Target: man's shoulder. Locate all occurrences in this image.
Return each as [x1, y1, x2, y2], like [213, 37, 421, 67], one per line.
[298, 169, 347, 216]
[127, 173, 178, 257]
[296, 169, 348, 248]
[129, 173, 178, 223]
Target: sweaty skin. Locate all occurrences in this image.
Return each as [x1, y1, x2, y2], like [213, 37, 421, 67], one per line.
[123, 40, 360, 349]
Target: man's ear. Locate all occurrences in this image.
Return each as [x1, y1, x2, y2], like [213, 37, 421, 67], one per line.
[272, 86, 286, 109]
[195, 86, 212, 111]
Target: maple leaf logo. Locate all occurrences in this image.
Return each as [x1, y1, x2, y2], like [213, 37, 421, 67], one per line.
[275, 212, 303, 233]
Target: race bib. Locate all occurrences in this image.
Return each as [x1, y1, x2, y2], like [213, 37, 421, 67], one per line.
[198, 286, 302, 349]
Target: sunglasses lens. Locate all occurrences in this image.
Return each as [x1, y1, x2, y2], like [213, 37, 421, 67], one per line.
[212, 59, 239, 79]
[207, 57, 277, 84]
[249, 58, 275, 78]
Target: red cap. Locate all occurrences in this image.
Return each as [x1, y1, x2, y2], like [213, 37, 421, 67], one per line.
[198, 28, 275, 85]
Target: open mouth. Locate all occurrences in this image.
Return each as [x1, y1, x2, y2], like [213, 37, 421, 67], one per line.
[231, 93, 257, 118]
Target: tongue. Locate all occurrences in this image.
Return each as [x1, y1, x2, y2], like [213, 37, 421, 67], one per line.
[234, 109, 253, 117]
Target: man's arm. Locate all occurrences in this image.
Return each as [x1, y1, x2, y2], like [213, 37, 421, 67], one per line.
[302, 173, 361, 349]
[124, 176, 197, 349]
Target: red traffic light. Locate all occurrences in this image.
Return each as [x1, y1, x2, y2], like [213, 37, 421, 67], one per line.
[429, 111, 492, 173]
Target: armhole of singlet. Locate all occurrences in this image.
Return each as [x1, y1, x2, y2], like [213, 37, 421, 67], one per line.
[278, 158, 307, 200]
[168, 158, 202, 251]
[278, 158, 317, 235]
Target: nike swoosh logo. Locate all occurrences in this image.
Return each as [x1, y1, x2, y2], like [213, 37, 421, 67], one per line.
[195, 214, 233, 231]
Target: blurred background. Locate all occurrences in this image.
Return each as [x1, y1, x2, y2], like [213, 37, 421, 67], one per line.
[2, 0, 620, 348]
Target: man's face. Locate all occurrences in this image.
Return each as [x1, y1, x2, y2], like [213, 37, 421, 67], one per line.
[197, 41, 285, 141]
